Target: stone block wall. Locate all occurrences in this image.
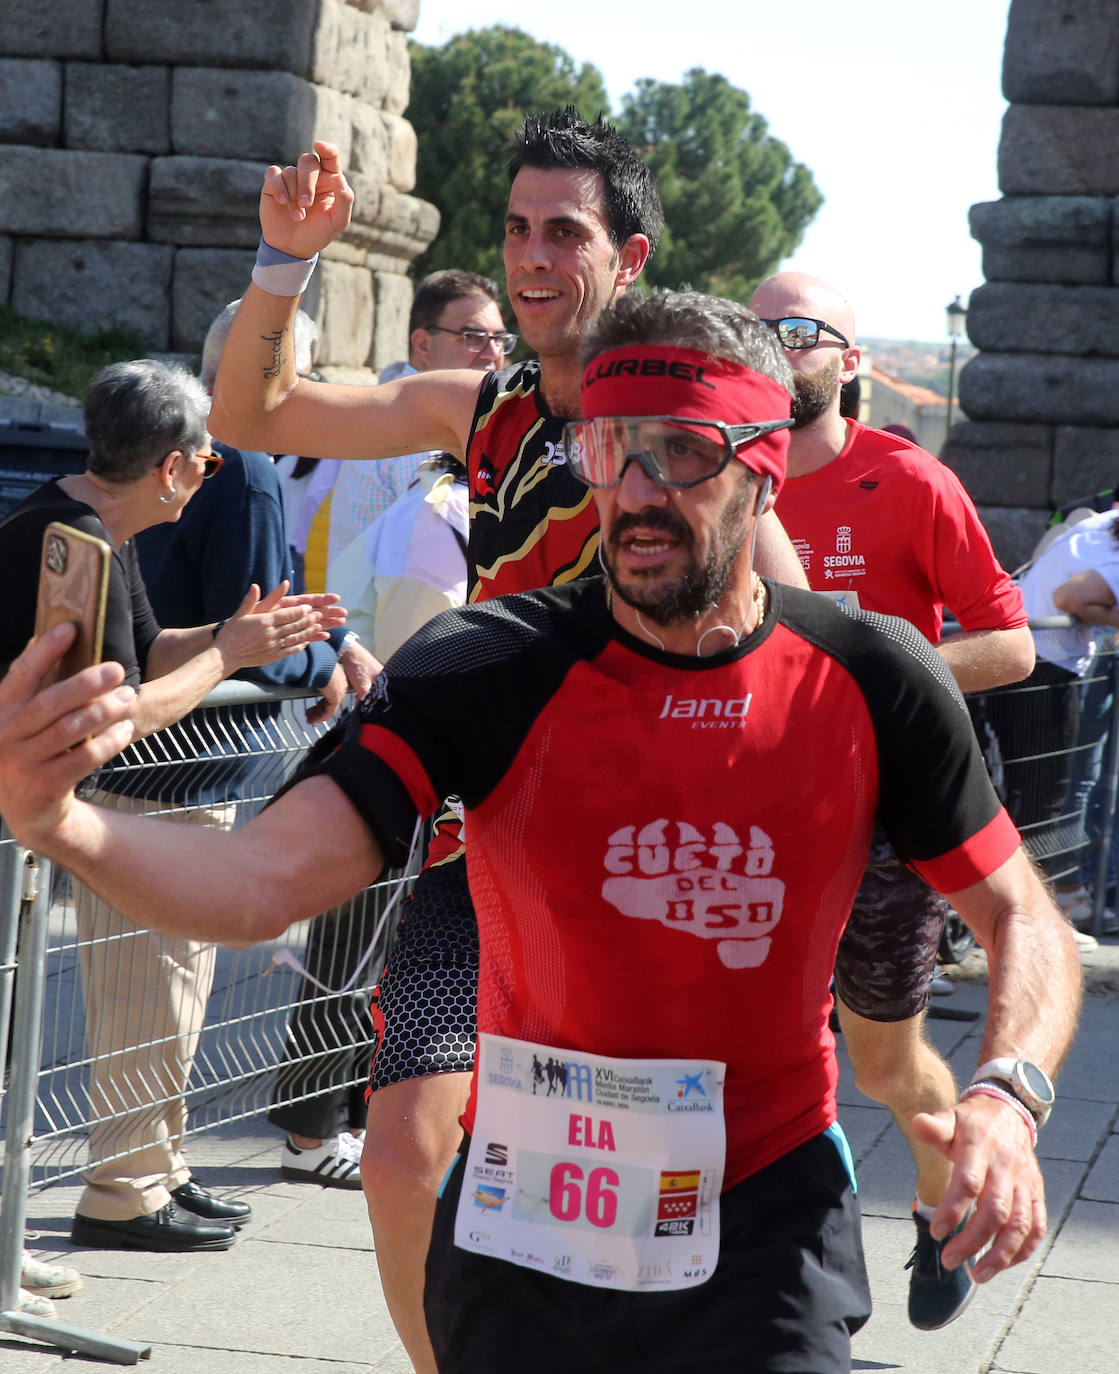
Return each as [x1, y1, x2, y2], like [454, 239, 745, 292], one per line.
[943, 0, 1119, 570]
[0, 0, 438, 375]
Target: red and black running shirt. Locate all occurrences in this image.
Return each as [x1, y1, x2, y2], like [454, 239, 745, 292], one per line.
[428, 360, 597, 868]
[309, 580, 1020, 1189]
[465, 361, 598, 604]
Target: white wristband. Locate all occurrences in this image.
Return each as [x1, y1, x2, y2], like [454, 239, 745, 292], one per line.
[251, 238, 318, 297]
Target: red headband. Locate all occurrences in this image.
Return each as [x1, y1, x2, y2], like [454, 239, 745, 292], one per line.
[580, 345, 792, 494]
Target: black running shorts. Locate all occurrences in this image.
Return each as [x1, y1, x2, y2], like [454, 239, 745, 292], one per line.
[368, 859, 479, 1092]
[425, 1130, 871, 1374]
[833, 826, 948, 1023]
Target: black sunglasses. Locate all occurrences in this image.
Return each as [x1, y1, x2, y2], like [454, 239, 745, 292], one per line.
[762, 316, 851, 350]
[199, 451, 223, 479]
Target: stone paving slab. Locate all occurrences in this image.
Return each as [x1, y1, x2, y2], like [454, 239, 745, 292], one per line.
[1035, 1094, 1115, 1164]
[992, 1275, 1119, 1374]
[1040, 1198, 1119, 1284]
[1080, 1133, 1119, 1202]
[127, 1238, 394, 1365]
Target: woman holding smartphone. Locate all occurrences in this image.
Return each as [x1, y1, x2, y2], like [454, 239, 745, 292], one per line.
[0, 359, 334, 1259]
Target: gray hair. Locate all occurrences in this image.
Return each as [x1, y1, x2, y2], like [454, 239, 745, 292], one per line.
[200, 298, 319, 391]
[581, 288, 795, 397]
[84, 360, 212, 484]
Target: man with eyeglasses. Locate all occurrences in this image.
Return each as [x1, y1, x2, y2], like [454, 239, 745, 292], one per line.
[751, 270, 1037, 1332]
[326, 269, 512, 567]
[0, 287, 1080, 1374]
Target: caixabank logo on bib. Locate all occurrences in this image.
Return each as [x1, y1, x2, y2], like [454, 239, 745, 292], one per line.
[601, 819, 785, 968]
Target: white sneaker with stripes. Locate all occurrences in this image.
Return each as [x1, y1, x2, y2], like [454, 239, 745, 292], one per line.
[281, 1132, 364, 1189]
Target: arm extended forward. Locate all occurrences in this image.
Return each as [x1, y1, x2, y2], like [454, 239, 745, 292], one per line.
[0, 625, 385, 945]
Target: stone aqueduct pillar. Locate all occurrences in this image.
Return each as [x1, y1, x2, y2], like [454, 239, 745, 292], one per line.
[0, 0, 439, 378]
[943, 0, 1119, 569]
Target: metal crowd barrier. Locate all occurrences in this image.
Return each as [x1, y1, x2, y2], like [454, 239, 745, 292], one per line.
[0, 682, 416, 1361]
[954, 621, 1119, 943]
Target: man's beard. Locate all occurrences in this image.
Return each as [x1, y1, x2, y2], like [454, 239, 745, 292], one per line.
[602, 481, 754, 627]
[791, 354, 842, 428]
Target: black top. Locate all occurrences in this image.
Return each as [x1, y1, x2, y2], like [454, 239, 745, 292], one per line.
[0, 479, 160, 688]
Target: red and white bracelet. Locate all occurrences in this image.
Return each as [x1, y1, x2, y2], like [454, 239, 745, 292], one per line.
[959, 1081, 1039, 1148]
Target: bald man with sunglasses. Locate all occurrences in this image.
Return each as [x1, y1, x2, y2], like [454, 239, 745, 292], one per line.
[750, 271, 1036, 1332]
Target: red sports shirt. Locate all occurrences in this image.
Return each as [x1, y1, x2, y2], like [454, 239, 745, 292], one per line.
[313, 581, 1019, 1187]
[775, 419, 1025, 642]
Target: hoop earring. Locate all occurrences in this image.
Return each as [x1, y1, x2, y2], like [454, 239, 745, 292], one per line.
[159, 485, 176, 505]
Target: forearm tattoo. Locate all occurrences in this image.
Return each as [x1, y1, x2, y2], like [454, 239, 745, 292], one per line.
[261, 328, 286, 380]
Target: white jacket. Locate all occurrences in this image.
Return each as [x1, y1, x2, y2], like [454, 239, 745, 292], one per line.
[327, 462, 469, 662]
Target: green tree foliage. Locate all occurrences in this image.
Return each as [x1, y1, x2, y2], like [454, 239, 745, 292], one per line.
[616, 70, 823, 304]
[407, 27, 610, 284]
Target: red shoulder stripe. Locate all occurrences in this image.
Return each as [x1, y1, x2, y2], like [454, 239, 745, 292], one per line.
[358, 723, 440, 817]
[910, 809, 1021, 894]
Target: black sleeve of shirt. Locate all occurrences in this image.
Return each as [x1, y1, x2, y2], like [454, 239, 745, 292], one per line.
[0, 505, 53, 668]
[119, 542, 161, 679]
[774, 585, 1004, 864]
[297, 582, 612, 863]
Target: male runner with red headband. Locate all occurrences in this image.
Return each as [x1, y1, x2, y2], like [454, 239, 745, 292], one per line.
[0, 287, 1080, 1373]
[207, 109, 806, 1370]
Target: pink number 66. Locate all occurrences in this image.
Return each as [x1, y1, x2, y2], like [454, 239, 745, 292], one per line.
[549, 1163, 619, 1228]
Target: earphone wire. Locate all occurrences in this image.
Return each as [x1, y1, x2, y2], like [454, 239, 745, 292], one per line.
[267, 814, 423, 994]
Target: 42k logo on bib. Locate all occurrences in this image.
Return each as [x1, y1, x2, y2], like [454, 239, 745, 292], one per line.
[601, 820, 784, 968]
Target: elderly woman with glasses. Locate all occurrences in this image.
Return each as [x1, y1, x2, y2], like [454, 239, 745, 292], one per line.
[0, 358, 334, 1256]
[0, 358, 326, 701]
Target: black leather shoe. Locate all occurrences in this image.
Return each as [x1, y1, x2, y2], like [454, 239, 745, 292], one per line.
[172, 1179, 253, 1228]
[71, 1203, 235, 1252]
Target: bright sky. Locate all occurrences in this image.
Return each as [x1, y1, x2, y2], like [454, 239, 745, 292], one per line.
[411, 0, 1012, 344]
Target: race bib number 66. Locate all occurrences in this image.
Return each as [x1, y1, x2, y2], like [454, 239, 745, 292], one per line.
[455, 1034, 726, 1292]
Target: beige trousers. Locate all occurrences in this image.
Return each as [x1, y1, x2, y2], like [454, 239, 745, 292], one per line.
[75, 790, 235, 1221]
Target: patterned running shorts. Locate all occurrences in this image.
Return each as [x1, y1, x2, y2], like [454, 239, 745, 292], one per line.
[833, 826, 948, 1023]
[368, 858, 479, 1092]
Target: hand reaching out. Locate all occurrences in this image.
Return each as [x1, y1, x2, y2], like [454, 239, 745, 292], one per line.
[280, 590, 347, 632]
[306, 663, 346, 725]
[214, 581, 327, 671]
[338, 640, 382, 698]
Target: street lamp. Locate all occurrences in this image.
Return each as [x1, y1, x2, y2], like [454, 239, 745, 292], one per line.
[944, 294, 968, 447]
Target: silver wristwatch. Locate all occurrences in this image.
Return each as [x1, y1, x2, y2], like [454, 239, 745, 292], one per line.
[970, 1057, 1055, 1128]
